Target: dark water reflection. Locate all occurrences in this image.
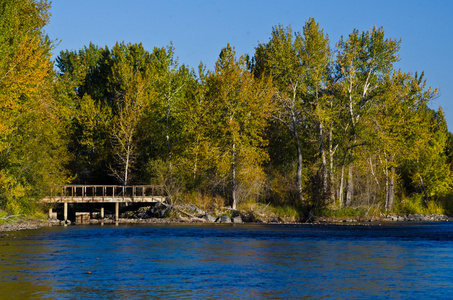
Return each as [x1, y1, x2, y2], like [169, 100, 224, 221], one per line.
[1, 223, 453, 299]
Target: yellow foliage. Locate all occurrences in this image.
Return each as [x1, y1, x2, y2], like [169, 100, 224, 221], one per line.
[0, 1, 69, 214]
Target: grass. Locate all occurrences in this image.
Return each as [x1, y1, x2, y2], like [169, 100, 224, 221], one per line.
[0, 209, 22, 224]
[237, 201, 300, 221]
[434, 194, 453, 215]
[394, 195, 445, 215]
[315, 206, 368, 218]
[269, 205, 299, 219]
[0, 209, 7, 224]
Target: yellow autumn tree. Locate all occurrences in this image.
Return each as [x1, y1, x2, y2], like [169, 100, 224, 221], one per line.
[0, 0, 70, 214]
[204, 44, 274, 209]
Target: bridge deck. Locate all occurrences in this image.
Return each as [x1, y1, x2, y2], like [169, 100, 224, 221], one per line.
[42, 185, 165, 203]
[41, 196, 166, 203]
[42, 185, 166, 222]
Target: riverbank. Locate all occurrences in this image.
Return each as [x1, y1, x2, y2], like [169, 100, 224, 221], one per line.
[0, 213, 451, 233]
[0, 218, 57, 233]
[314, 213, 452, 223]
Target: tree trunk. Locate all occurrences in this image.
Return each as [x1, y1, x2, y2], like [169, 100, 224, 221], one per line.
[345, 163, 353, 207]
[339, 148, 350, 207]
[339, 161, 345, 208]
[420, 175, 429, 206]
[328, 126, 335, 204]
[320, 122, 327, 202]
[124, 145, 130, 186]
[232, 140, 237, 209]
[166, 105, 173, 172]
[291, 114, 304, 204]
[295, 134, 304, 204]
[193, 136, 200, 179]
[386, 166, 395, 211]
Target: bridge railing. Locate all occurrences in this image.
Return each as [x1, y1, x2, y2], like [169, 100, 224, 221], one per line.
[49, 185, 165, 201]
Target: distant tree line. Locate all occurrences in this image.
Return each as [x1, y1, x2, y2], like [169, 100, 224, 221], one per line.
[1, 0, 452, 217]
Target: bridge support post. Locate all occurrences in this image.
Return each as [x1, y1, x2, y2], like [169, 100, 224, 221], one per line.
[115, 202, 119, 221]
[48, 207, 53, 219]
[64, 202, 68, 223]
[101, 206, 104, 219]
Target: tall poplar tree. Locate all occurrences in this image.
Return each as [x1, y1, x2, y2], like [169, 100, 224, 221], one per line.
[335, 27, 400, 206]
[253, 24, 308, 204]
[254, 19, 332, 209]
[368, 71, 435, 210]
[206, 44, 273, 209]
[108, 43, 152, 185]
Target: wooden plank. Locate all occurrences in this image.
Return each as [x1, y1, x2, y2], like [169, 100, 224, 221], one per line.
[41, 196, 165, 203]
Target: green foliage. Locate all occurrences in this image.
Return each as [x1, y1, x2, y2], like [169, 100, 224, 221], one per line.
[146, 158, 185, 205]
[0, 0, 70, 215]
[0, 210, 6, 224]
[394, 195, 445, 215]
[3, 5, 453, 219]
[201, 44, 274, 208]
[435, 194, 453, 216]
[316, 207, 367, 218]
[50, 19, 453, 218]
[269, 205, 300, 219]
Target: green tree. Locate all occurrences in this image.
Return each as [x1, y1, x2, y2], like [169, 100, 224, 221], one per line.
[253, 19, 333, 211]
[205, 44, 273, 209]
[335, 26, 400, 206]
[108, 43, 152, 185]
[367, 71, 436, 210]
[253, 24, 309, 204]
[297, 19, 332, 203]
[56, 42, 155, 185]
[400, 106, 452, 205]
[175, 63, 213, 187]
[55, 44, 114, 183]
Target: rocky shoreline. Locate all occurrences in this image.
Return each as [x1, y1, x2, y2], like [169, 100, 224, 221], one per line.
[314, 213, 452, 223]
[0, 218, 58, 234]
[0, 212, 451, 234]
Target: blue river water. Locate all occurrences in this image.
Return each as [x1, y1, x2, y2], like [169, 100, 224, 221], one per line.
[1, 222, 453, 299]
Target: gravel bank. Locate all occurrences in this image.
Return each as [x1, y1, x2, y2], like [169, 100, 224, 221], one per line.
[0, 219, 57, 233]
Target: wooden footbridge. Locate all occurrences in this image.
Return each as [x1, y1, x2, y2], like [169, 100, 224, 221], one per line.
[42, 185, 166, 222]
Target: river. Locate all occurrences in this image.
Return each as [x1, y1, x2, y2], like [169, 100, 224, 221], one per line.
[1, 222, 452, 299]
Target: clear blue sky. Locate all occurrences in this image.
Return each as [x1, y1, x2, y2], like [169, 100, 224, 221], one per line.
[45, 0, 453, 131]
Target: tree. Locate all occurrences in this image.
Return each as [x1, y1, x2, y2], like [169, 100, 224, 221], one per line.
[253, 24, 309, 204]
[399, 105, 451, 206]
[0, 0, 51, 151]
[253, 19, 332, 211]
[55, 44, 114, 184]
[0, 0, 70, 213]
[298, 19, 332, 203]
[335, 26, 400, 206]
[176, 63, 213, 186]
[56, 42, 155, 185]
[205, 44, 273, 209]
[108, 43, 151, 185]
[366, 71, 435, 210]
